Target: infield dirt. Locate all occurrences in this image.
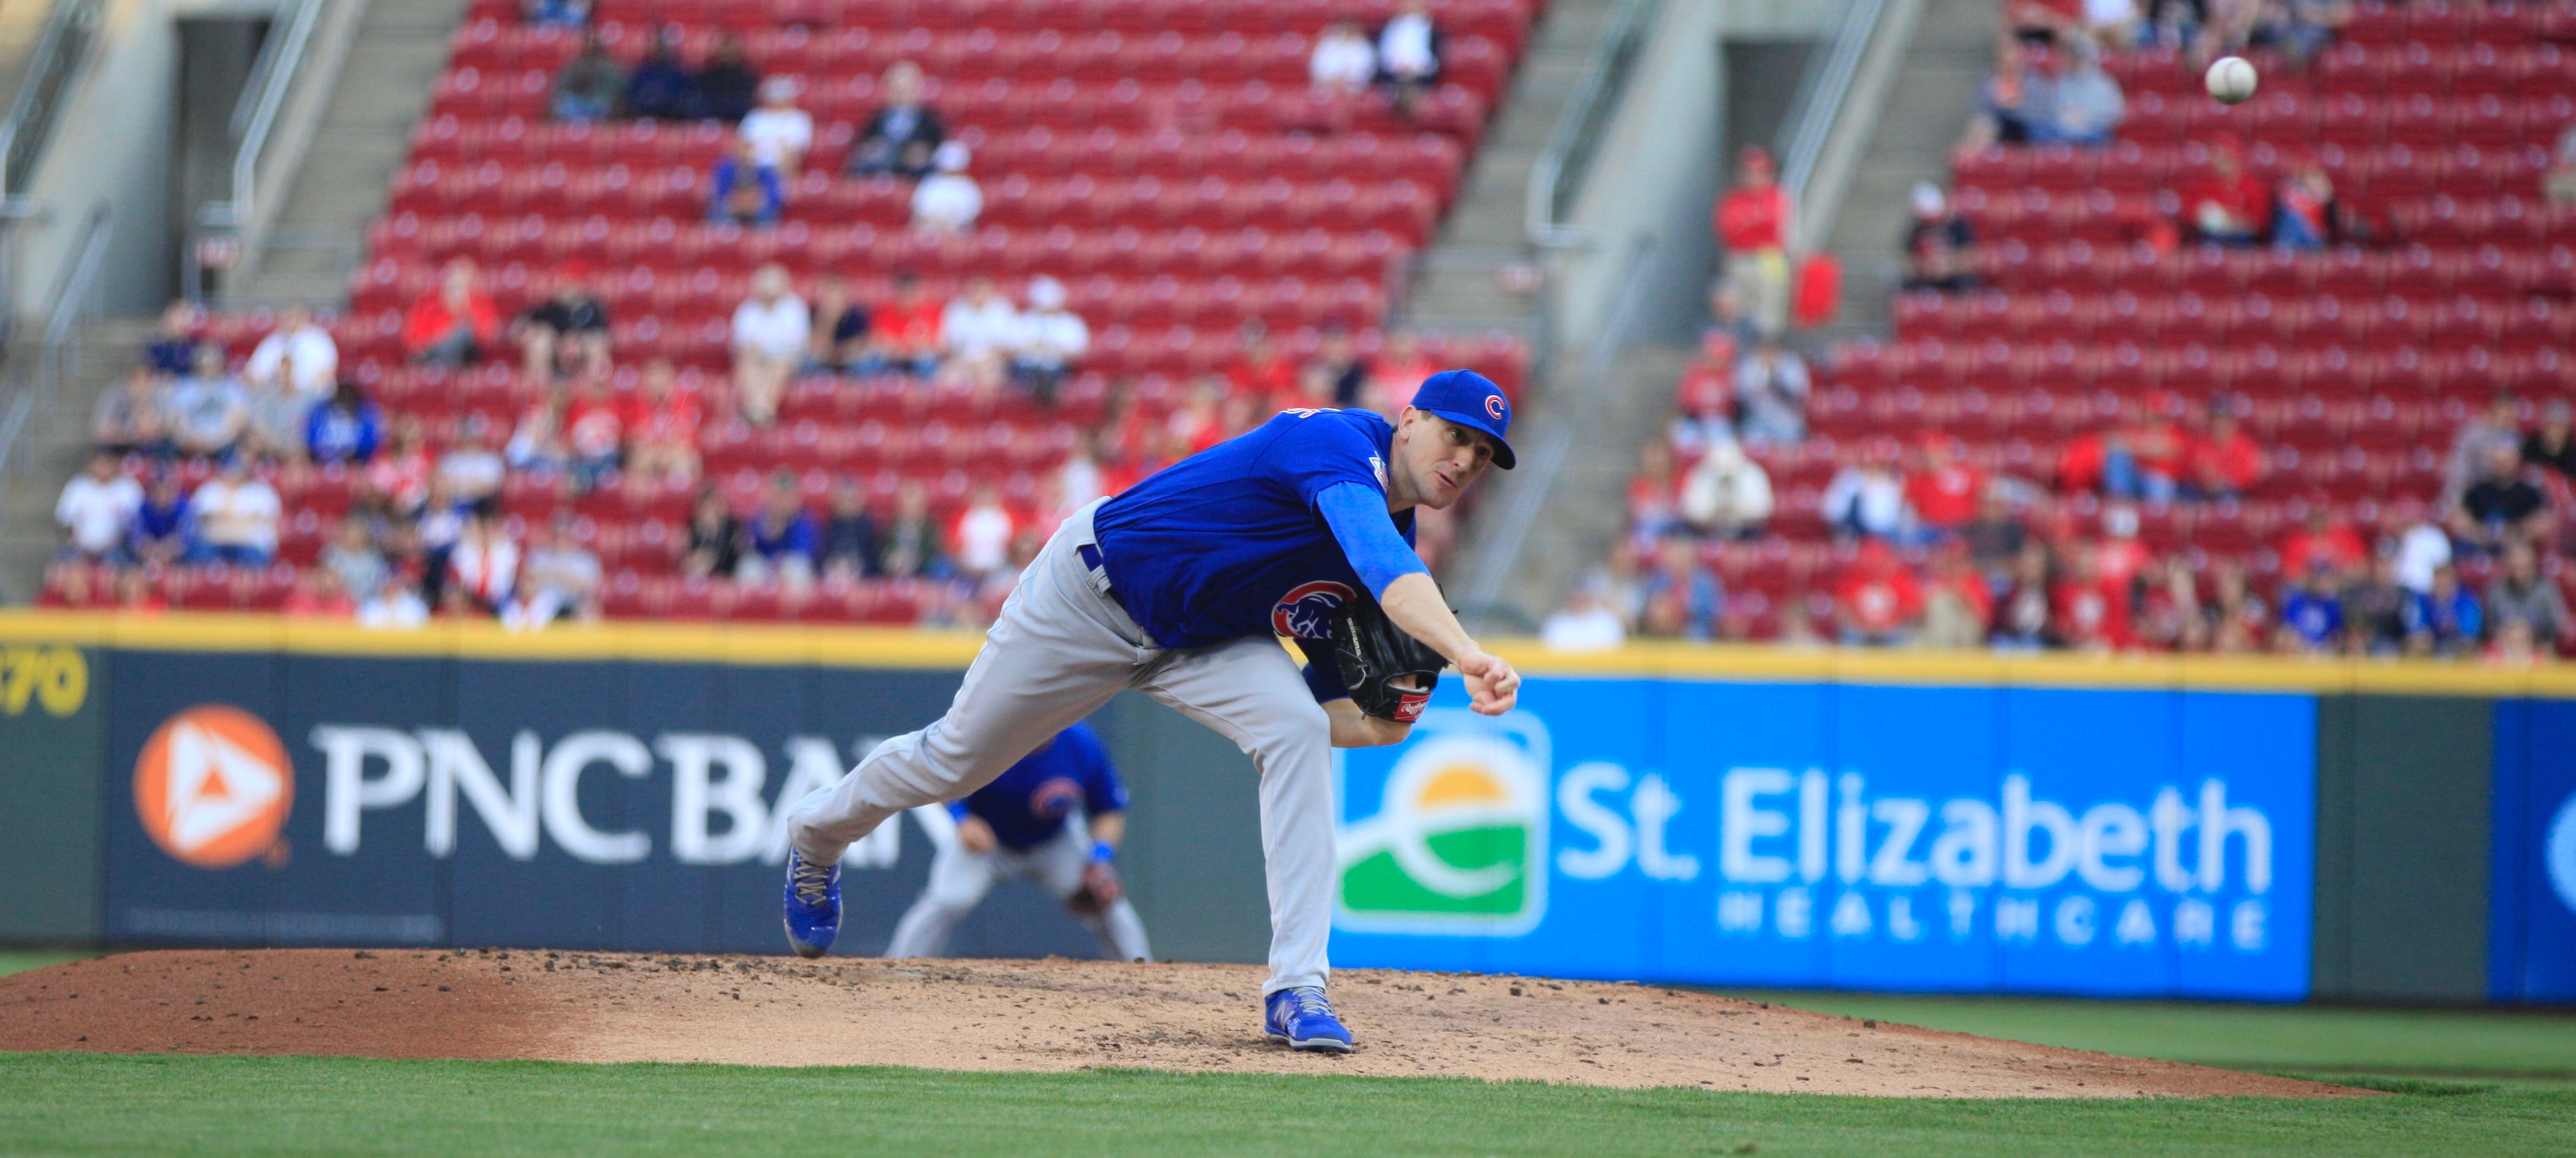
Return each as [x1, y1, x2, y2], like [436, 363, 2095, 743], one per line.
[0, 949, 2366, 1098]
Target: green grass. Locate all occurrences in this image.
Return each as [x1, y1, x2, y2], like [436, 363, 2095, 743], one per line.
[1727, 989, 2576, 1077]
[0, 1052, 2572, 1158]
[0, 948, 97, 977]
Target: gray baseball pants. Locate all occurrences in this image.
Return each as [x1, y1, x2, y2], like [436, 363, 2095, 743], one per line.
[883, 822, 1155, 964]
[787, 498, 1337, 995]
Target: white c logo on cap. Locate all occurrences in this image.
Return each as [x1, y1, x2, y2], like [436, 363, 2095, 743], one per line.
[1484, 395, 1505, 420]
[2548, 791, 2576, 914]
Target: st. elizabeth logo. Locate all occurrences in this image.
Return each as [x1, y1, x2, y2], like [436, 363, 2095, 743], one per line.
[1335, 711, 1547, 935]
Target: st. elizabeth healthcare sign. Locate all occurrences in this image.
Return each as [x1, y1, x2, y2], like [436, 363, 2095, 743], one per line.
[1334, 679, 2314, 999]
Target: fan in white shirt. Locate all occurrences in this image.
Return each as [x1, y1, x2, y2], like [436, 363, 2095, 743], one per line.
[1009, 276, 1090, 386]
[243, 306, 340, 399]
[1378, 2, 1439, 82]
[951, 487, 1016, 579]
[445, 510, 521, 613]
[55, 452, 142, 560]
[189, 459, 282, 563]
[738, 77, 814, 176]
[939, 277, 1023, 363]
[732, 263, 810, 426]
[910, 141, 983, 234]
[1309, 21, 1377, 93]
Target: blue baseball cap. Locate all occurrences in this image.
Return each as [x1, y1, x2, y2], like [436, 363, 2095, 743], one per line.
[1408, 368, 1516, 469]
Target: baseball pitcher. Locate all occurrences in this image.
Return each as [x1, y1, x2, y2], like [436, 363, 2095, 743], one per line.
[883, 722, 1152, 963]
[782, 370, 1521, 1053]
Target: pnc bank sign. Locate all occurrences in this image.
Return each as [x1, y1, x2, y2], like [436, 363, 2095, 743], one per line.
[134, 705, 903, 871]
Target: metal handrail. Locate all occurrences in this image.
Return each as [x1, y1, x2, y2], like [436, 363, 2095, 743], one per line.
[208, 0, 331, 232]
[0, 0, 104, 198]
[1774, 0, 1891, 250]
[0, 201, 111, 482]
[1525, 0, 1663, 250]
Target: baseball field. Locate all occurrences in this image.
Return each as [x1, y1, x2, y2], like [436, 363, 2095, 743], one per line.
[2, 949, 2571, 1156]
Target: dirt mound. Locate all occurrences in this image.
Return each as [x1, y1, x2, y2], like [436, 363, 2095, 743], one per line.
[0, 950, 2363, 1098]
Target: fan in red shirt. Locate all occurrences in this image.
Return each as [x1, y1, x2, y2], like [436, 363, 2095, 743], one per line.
[2278, 509, 2367, 580]
[562, 372, 629, 482]
[1713, 146, 1794, 334]
[1834, 539, 1925, 645]
[2185, 409, 2264, 499]
[870, 272, 945, 375]
[1905, 434, 1984, 534]
[402, 257, 502, 367]
[1671, 330, 1740, 452]
[2183, 145, 2272, 245]
[2051, 543, 2132, 650]
[1224, 325, 1299, 412]
[626, 358, 704, 487]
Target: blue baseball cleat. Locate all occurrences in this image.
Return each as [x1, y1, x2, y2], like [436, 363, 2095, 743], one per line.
[782, 849, 841, 958]
[1264, 986, 1354, 1053]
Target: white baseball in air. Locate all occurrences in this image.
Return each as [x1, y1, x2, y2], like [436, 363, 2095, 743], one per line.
[2205, 55, 2258, 105]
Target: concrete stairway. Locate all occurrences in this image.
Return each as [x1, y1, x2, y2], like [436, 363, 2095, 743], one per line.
[229, 0, 475, 307]
[0, 317, 155, 601]
[1812, 0, 1992, 341]
[1398, 0, 1618, 334]
[0, 0, 56, 120]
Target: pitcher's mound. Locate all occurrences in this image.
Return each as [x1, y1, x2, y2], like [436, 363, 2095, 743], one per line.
[1, 949, 2361, 1098]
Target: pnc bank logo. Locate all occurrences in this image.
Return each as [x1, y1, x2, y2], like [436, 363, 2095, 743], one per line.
[1336, 712, 1548, 935]
[135, 706, 293, 868]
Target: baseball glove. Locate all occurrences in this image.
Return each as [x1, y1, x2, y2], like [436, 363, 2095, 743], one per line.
[1329, 594, 1448, 723]
[1066, 859, 1124, 915]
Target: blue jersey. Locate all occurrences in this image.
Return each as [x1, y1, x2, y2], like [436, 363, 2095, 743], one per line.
[1092, 408, 1417, 649]
[951, 722, 1128, 851]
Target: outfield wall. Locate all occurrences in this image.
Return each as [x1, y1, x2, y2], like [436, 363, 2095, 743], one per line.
[0, 613, 2568, 1004]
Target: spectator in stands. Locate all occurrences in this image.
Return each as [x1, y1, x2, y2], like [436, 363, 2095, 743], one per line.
[2039, 36, 2124, 145]
[740, 77, 814, 181]
[1637, 536, 1722, 641]
[129, 470, 190, 567]
[2054, 543, 2133, 651]
[2452, 444, 2552, 557]
[1707, 281, 1759, 349]
[850, 60, 945, 178]
[360, 576, 431, 630]
[710, 134, 786, 226]
[2208, 563, 2267, 653]
[820, 477, 878, 580]
[2141, 0, 2205, 48]
[1308, 326, 1369, 408]
[1310, 20, 1377, 95]
[626, 359, 702, 486]
[283, 567, 357, 619]
[2277, 560, 2344, 653]
[146, 300, 202, 378]
[2250, 0, 2349, 64]
[1377, 0, 1443, 116]
[730, 263, 808, 426]
[869, 272, 944, 378]
[438, 421, 508, 502]
[1669, 330, 1738, 456]
[1902, 182, 1977, 293]
[1679, 441, 1772, 540]
[805, 275, 871, 374]
[1834, 539, 1922, 647]
[1713, 147, 1793, 336]
[2279, 507, 2366, 579]
[622, 28, 694, 121]
[245, 305, 338, 400]
[2393, 513, 2451, 595]
[1905, 435, 1983, 539]
[2402, 563, 2481, 657]
[1226, 324, 1298, 411]
[951, 485, 1016, 582]
[2447, 393, 2526, 504]
[366, 415, 434, 516]
[876, 480, 947, 579]
[1734, 337, 1809, 446]
[92, 368, 168, 455]
[403, 258, 500, 367]
[911, 142, 983, 234]
[415, 479, 469, 604]
[2270, 166, 2334, 250]
[939, 275, 1021, 372]
[1626, 442, 1681, 546]
[561, 371, 627, 490]
[166, 344, 251, 460]
[2549, 125, 2576, 209]
[507, 389, 571, 476]
[1010, 276, 1090, 400]
[1961, 486, 2028, 579]
[2523, 399, 2576, 481]
[515, 263, 612, 380]
[241, 369, 312, 464]
[2103, 399, 2185, 503]
[444, 504, 519, 616]
[55, 452, 140, 564]
[1825, 447, 1908, 541]
[511, 512, 603, 626]
[2084, 0, 2143, 45]
[321, 516, 388, 610]
[738, 473, 820, 590]
[186, 455, 280, 566]
[2133, 556, 2207, 651]
[679, 486, 742, 579]
[1991, 542, 2057, 649]
[1921, 545, 1996, 649]
[522, 0, 588, 27]
[1541, 575, 1628, 651]
[551, 29, 626, 123]
[2185, 405, 2263, 499]
[1364, 333, 1438, 418]
[2339, 554, 2406, 656]
[693, 33, 760, 122]
[2183, 144, 2270, 245]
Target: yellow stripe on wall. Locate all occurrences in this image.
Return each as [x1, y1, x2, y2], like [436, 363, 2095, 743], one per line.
[3, 610, 2572, 696]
